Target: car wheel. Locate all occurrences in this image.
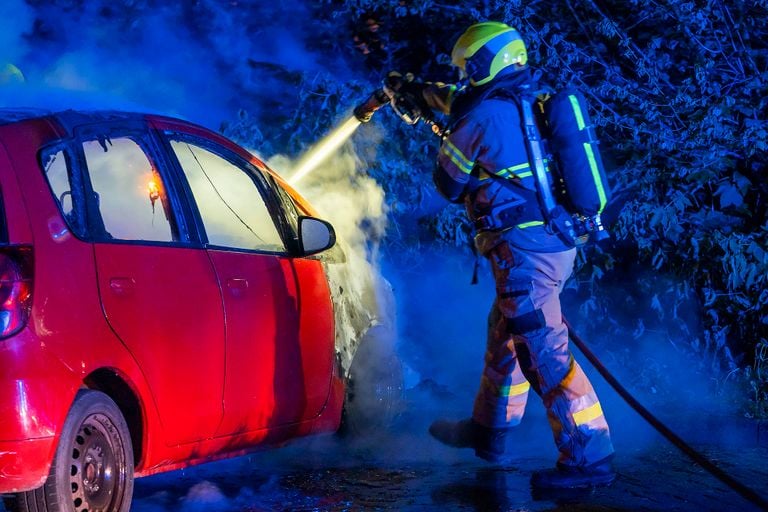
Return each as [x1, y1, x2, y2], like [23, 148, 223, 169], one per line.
[5, 390, 134, 512]
[341, 325, 404, 435]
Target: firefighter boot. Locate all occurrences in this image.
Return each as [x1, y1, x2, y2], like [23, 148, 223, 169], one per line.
[530, 457, 616, 489]
[428, 418, 510, 463]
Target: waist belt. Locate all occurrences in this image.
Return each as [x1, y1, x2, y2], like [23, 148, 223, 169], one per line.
[472, 199, 544, 232]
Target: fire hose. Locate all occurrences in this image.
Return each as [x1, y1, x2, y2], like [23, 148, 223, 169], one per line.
[565, 317, 768, 510]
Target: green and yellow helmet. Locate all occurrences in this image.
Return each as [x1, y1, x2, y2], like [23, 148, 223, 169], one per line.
[451, 22, 527, 86]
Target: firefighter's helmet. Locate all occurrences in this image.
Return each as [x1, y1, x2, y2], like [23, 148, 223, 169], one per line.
[451, 22, 527, 86]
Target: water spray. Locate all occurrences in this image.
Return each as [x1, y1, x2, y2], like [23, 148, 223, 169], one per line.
[288, 116, 362, 185]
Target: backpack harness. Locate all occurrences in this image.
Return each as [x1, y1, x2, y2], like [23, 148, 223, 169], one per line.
[459, 80, 611, 246]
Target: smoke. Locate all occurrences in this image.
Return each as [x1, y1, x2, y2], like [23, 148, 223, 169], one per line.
[562, 277, 752, 454]
[132, 460, 325, 512]
[266, 115, 556, 457]
[268, 122, 394, 374]
[382, 250, 490, 394]
[0, 0, 33, 65]
[0, 3, 209, 123]
[0, 1, 342, 128]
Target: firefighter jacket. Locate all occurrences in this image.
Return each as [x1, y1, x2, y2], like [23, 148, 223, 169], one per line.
[432, 68, 571, 254]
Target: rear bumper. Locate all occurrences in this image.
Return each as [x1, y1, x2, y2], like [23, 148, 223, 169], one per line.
[0, 437, 53, 493]
[0, 331, 79, 493]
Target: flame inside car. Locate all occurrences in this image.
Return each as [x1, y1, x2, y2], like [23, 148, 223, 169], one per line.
[147, 179, 160, 201]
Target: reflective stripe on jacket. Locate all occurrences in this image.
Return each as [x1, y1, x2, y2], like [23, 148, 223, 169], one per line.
[432, 69, 570, 253]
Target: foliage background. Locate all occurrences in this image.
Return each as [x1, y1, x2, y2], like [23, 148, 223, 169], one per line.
[309, 0, 768, 415]
[7, 0, 767, 414]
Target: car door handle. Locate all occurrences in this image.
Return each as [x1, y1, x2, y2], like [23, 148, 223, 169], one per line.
[226, 278, 248, 290]
[109, 277, 135, 295]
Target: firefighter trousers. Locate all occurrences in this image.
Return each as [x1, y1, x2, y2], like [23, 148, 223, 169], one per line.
[472, 241, 614, 467]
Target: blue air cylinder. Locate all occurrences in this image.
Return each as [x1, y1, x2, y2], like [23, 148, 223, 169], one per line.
[544, 88, 610, 217]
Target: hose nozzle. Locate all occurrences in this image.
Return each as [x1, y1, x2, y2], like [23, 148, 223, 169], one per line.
[353, 88, 390, 123]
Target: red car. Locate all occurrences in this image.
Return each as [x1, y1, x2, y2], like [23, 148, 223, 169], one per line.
[0, 109, 398, 512]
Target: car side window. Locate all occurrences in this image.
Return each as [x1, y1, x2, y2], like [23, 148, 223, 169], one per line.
[169, 140, 285, 253]
[40, 147, 84, 236]
[83, 137, 178, 243]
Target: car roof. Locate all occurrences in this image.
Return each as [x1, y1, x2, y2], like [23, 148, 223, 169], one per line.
[0, 107, 180, 131]
[0, 107, 155, 128]
[0, 108, 230, 149]
[0, 108, 54, 125]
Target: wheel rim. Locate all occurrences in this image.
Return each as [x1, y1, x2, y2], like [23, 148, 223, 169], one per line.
[69, 413, 127, 512]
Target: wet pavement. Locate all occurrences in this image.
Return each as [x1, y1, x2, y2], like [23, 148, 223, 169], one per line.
[130, 405, 768, 512]
[2, 390, 765, 511]
[124, 254, 768, 510]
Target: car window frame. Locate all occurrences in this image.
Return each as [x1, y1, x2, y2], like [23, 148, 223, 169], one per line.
[266, 175, 302, 250]
[70, 123, 193, 247]
[38, 141, 89, 241]
[159, 131, 297, 256]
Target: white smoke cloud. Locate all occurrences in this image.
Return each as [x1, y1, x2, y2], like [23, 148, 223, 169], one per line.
[178, 481, 230, 512]
[268, 125, 396, 374]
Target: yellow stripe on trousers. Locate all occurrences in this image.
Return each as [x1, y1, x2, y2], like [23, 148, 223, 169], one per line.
[499, 381, 531, 397]
[572, 401, 604, 426]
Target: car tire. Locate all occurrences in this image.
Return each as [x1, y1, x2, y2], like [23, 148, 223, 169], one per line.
[340, 325, 404, 436]
[5, 390, 134, 512]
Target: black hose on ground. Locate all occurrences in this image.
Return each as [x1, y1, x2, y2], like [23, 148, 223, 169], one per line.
[564, 317, 768, 511]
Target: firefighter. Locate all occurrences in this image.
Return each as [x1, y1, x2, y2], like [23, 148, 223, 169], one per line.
[423, 22, 616, 489]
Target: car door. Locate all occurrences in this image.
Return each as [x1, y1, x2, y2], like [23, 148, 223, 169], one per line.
[77, 125, 226, 446]
[161, 130, 333, 434]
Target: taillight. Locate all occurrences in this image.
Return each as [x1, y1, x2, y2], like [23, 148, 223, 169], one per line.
[0, 246, 33, 339]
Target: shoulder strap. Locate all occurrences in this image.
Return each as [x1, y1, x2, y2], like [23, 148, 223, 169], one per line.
[519, 96, 557, 218]
[485, 87, 557, 222]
